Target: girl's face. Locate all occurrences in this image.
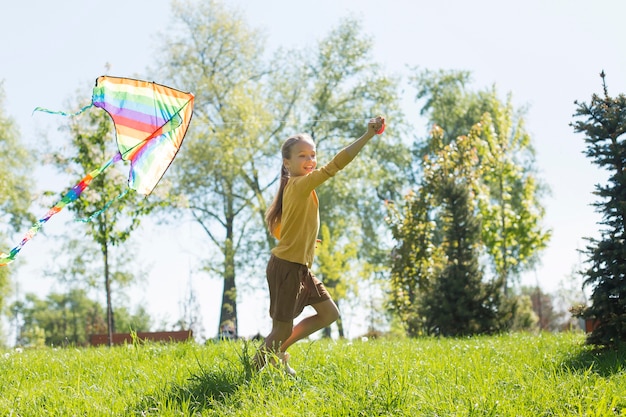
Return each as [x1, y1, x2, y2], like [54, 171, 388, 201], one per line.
[284, 139, 317, 177]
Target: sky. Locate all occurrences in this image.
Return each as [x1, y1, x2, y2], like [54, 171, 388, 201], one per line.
[1, 0, 626, 341]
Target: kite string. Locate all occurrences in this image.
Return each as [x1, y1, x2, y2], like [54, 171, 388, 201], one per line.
[202, 117, 373, 126]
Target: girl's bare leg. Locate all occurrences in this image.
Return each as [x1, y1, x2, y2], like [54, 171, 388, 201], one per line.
[280, 299, 339, 352]
[253, 319, 293, 369]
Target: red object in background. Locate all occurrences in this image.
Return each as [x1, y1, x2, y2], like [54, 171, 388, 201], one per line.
[585, 318, 600, 333]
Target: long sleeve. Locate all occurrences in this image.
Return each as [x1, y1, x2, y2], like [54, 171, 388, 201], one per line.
[271, 149, 352, 266]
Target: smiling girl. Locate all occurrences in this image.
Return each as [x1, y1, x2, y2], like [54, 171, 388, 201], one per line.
[254, 116, 385, 375]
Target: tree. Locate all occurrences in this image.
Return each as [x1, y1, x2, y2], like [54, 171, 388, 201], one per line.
[404, 126, 509, 336]
[154, 0, 298, 337]
[299, 18, 409, 335]
[48, 98, 158, 346]
[410, 69, 550, 294]
[572, 72, 626, 346]
[315, 223, 357, 338]
[519, 286, 562, 331]
[0, 82, 35, 345]
[388, 123, 516, 336]
[387, 188, 441, 336]
[155, 2, 407, 337]
[422, 179, 503, 336]
[11, 288, 150, 347]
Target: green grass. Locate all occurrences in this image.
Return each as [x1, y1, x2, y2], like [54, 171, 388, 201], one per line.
[1, 332, 625, 416]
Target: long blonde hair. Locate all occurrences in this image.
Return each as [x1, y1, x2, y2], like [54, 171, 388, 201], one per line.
[265, 134, 315, 235]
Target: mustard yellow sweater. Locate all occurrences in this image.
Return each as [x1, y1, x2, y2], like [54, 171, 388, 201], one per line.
[271, 149, 353, 267]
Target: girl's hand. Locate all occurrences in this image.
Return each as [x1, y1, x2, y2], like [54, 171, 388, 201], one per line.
[368, 116, 386, 135]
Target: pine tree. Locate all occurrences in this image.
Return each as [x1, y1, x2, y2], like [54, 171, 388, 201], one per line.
[422, 179, 504, 336]
[572, 72, 626, 346]
[388, 126, 512, 336]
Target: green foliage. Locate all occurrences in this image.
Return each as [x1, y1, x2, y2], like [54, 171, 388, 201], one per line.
[9, 288, 150, 347]
[572, 72, 626, 347]
[422, 179, 506, 336]
[510, 293, 540, 331]
[155, 0, 295, 335]
[387, 189, 441, 336]
[390, 125, 514, 336]
[156, 2, 408, 336]
[0, 333, 625, 415]
[0, 84, 34, 233]
[46, 98, 159, 339]
[410, 69, 550, 291]
[0, 83, 35, 345]
[315, 223, 358, 337]
[474, 100, 550, 293]
[518, 285, 567, 331]
[411, 68, 490, 150]
[389, 70, 549, 336]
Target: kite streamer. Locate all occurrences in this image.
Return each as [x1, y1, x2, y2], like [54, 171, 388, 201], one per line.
[1, 76, 194, 266]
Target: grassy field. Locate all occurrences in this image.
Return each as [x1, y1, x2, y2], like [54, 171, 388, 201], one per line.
[0, 332, 625, 416]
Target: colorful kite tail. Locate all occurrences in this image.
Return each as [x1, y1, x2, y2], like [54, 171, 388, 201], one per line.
[32, 103, 93, 117]
[0, 153, 122, 267]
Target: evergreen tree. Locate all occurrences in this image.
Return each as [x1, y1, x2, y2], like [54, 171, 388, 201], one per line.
[572, 72, 626, 346]
[410, 69, 549, 294]
[422, 179, 503, 336]
[388, 126, 511, 336]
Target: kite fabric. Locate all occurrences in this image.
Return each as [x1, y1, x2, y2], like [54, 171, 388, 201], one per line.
[0, 76, 195, 266]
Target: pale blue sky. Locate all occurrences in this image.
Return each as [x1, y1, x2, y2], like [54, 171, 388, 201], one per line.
[2, 0, 626, 339]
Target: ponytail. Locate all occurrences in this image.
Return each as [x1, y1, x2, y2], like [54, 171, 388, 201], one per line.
[265, 165, 290, 235]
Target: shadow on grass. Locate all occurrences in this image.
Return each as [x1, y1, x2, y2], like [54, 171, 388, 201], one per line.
[131, 341, 256, 415]
[560, 342, 626, 377]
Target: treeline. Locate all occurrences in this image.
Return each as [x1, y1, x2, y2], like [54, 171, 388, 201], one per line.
[3, 0, 619, 347]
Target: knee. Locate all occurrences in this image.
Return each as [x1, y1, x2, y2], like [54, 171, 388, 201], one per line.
[323, 303, 340, 325]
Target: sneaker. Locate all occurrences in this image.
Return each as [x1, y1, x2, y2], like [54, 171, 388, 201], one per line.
[277, 351, 297, 377]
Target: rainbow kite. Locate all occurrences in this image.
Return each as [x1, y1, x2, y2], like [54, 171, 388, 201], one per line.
[0, 76, 195, 266]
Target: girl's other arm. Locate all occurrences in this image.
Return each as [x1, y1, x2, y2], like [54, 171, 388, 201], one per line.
[343, 116, 385, 159]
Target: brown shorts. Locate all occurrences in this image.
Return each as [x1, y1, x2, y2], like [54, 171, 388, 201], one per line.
[266, 254, 330, 322]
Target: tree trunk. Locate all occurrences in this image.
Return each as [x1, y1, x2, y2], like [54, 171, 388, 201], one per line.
[103, 241, 114, 347]
[219, 227, 238, 337]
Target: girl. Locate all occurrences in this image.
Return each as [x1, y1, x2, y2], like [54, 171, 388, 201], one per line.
[255, 116, 385, 375]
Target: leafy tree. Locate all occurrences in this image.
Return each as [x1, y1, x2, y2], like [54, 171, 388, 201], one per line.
[425, 127, 508, 335]
[155, 2, 407, 337]
[389, 125, 513, 336]
[153, 0, 299, 337]
[474, 102, 550, 294]
[11, 289, 150, 346]
[315, 223, 357, 338]
[0, 82, 35, 345]
[520, 286, 562, 331]
[410, 69, 549, 294]
[48, 99, 158, 345]
[411, 69, 489, 152]
[572, 72, 626, 346]
[509, 292, 539, 331]
[387, 188, 440, 336]
[298, 18, 409, 335]
[421, 179, 502, 336]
